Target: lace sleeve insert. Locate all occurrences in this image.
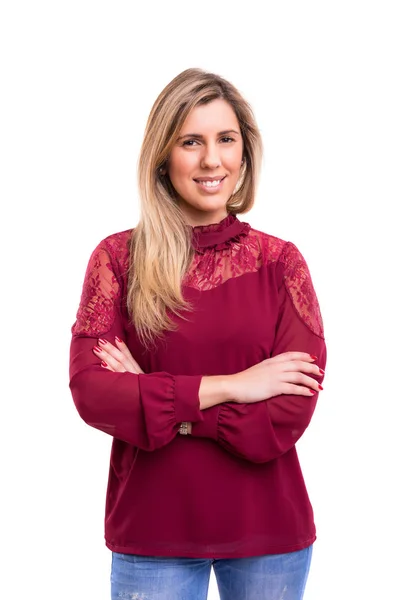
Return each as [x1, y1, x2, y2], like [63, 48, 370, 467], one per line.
[279, 242, 324, 339]
[72, 245, 120, 337]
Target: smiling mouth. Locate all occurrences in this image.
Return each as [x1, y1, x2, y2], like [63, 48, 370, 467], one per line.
[194, 176, 226, 188]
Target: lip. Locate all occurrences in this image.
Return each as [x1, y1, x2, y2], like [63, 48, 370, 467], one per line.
[193, 176, 226, 182]
[194, 176, 226, 194]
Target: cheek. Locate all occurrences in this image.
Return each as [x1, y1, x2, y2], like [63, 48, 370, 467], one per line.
[225, 145, 243, 169]
[226, 159, 242, 177]
[169, 153, 197, 179]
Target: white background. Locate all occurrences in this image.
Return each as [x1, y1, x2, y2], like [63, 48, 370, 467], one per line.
[1, 1, 399, 598]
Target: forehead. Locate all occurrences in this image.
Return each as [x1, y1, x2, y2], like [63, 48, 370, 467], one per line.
[180, 98, 240, 133]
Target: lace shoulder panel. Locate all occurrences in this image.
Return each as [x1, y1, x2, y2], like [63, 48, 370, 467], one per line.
[72, 230, 132, 337]
[278, 241, 324, 339]
[247, 228, 287, 265]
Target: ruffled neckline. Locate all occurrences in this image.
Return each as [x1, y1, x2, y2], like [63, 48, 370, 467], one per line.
[191, 213, 250, 254]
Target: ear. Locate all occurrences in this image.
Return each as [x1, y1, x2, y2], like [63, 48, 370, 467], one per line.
[158, 160, 168, 176]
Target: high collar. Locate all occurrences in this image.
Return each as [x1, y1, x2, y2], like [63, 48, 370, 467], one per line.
[191, 213, 250, 254]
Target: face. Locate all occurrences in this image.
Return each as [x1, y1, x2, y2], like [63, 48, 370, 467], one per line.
[167, 98, 244, 226]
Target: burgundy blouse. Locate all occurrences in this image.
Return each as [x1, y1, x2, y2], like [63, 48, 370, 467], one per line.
[69, 214, 326, 558]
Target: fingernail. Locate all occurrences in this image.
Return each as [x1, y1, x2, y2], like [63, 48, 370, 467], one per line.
[98, 338, 107, 345]
[310, 355, 318, 360]
[93, 345, 102, 353]
[319, 368, 325, 375]
[318, 384, 324, 390]
[101, 360, 108, 368]
[115, 336, 122, 343]
[309, 389, 316, 395]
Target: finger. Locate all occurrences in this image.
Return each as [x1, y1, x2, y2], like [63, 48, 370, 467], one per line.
[96, 340, 125, 363]
[99, 353, 128, 373]
[114, 336, 145, 374]
[100, 360, 112, 372]
[283, 360, 324, 377]
[281, 383, 319, 397]
[97, 338, 123, 360]
[96, 339, 143, 374]
[270, 352, 318, 364]
[94, 341, 137, 373]
[284, 372, 324, 393]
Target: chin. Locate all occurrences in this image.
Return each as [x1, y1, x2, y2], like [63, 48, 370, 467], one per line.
[196, 201, 228, 215]
[179, 197, 228, 225]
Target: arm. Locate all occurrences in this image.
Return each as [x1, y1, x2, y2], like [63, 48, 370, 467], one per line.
[69, 241, 203, 450]
[190, 242, 327, 463]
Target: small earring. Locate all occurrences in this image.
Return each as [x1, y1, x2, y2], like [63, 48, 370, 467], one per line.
[241, 159, 244, 165]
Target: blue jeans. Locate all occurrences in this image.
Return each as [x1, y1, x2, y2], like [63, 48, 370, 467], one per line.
[110, 545, 312, 600]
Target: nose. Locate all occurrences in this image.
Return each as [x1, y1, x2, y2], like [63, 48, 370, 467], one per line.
[200, 143, 221, 169]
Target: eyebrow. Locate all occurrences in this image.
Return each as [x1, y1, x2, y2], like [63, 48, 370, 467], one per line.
[177, 129, 240, 141]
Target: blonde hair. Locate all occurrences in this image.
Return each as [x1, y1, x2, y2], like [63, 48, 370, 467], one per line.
[128, 67, 263, 347]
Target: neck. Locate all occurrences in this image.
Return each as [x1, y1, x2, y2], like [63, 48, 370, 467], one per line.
[178, 203, 228, 228]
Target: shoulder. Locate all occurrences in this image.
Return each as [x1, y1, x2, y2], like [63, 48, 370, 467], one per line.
[90, 228, 133, 274]
[246, 227, 324, 338]
[246, 225, 302, 268]
[99, 228, 133, 255]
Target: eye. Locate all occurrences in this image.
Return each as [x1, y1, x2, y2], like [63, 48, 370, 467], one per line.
[220, 136, 235, 143]
[182, 139, 199, 147]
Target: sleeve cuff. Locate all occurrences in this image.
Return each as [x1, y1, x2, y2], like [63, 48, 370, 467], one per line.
[190, 407, 219, 440]
[174, 375, 203, 423]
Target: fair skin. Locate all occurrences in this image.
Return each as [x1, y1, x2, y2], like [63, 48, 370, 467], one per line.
[94, 338, 323, 416]
[167, 98, 244, 226]
[93, 99, 324, 426]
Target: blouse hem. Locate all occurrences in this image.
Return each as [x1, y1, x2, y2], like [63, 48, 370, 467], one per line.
[105, 535, 316, 559]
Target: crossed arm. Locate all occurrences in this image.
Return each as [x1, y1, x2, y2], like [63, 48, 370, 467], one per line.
[70, 241, 326, 463]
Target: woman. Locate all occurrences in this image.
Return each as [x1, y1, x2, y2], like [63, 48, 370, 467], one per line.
[69, 67, 326, 600]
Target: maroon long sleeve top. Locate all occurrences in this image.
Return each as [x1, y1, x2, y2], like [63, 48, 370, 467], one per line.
[69, 214, 326, 558]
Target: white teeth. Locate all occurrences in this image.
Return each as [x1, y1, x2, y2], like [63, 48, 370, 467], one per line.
[198, 179, 221, 187]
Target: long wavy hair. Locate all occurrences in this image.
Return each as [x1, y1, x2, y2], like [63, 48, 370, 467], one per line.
[128, 68, 263, 347]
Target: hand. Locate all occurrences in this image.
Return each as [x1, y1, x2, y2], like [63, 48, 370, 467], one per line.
[229, 352, 323, 404]
[93, 337, 144, 374]
[93, 339, 194, 435]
